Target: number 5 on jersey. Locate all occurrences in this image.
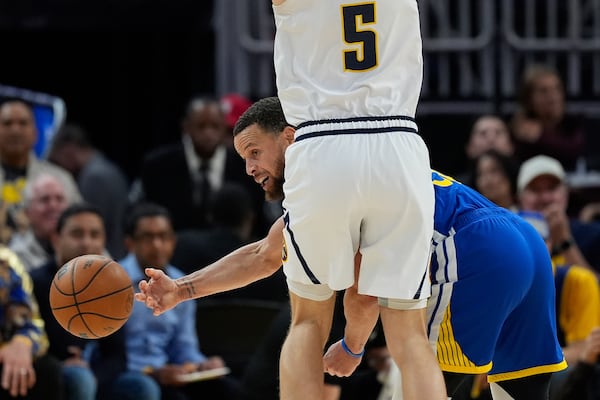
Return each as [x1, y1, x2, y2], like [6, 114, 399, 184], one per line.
[341, 2, 378, 72]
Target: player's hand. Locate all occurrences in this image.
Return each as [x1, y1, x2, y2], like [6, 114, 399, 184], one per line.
[0, 336, 35, 397]
[323, 340, 362, 377]
[135, 268, 179, 316]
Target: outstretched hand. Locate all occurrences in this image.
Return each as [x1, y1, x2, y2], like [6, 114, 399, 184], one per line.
[134, 268, 180, 316]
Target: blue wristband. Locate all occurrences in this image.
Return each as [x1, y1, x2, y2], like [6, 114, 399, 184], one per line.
[341, 337, 365, 358]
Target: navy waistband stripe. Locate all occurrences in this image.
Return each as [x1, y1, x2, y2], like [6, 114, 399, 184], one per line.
[296, 126, 417, 142]
[296, 115, 416, 129]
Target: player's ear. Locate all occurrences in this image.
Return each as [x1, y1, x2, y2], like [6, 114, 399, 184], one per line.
[282, 126, 295, 144]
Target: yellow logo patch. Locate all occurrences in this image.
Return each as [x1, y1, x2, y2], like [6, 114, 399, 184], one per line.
[282, 239, 288, 262]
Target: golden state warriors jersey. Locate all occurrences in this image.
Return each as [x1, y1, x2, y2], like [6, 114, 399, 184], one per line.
[428, 171, 566, 380]
[273, 0, 423, 126]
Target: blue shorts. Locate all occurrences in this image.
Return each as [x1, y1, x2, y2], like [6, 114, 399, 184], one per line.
[428, 208, 567, 382]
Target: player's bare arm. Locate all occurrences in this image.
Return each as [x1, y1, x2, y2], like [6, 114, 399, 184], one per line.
[175, 216, 285, 299]
[324, 253, 380, 377]
[135, 217, 285, 315]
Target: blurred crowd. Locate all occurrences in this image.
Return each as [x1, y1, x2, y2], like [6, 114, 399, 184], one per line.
[0, 62, 598, 400]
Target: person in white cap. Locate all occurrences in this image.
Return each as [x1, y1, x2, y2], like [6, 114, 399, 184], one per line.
[517, 154, 600, 275]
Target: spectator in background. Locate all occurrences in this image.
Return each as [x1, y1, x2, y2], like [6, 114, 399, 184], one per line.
[456, 115, 514, 185]
[0, 99, 80, 241]
[240, 298, 345, 400]
[470, 149, 520, 210]
[520, 211, 600, 400]
[9, 174, 70, 271]
[0, 245, 63, 399]
[554, 327, 600, 400]
[103, 202, 239, 400]
[172, 183, 287, 302]
[138, 95, 267, 236]
[47, 123, 129, 259]
[517, 155, 600, 274]
[511, 64, 586, 170]
[30, 203, 107, 400]
[172, 182, 255, 272]
[220, 93, 253, 148]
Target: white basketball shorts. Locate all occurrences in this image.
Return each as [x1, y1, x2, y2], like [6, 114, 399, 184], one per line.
[281, 116, 434, 302]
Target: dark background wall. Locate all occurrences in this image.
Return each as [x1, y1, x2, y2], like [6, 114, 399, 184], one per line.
[0, 1, 217, 181]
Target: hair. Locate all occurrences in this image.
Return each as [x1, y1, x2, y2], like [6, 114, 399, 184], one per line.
[233, 96, 290, 136]
[56, 203, 104, 233]
[22, 173, 67, 208]
[0, 98, 35, 120]
[0, 97, 34, 110]
[123, 202, 172, 237]
[208, 183, 255, 228]
[183, 95, 222, 120]
[50, 123, 92, 149]
[471, 149, 520, 196]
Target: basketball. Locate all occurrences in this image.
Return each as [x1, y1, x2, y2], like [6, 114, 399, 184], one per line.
[49, 254, 134, 339]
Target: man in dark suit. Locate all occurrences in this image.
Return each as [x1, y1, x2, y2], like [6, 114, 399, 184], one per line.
[140, 96, 269, 235]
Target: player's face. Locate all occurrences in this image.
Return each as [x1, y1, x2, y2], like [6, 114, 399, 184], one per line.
[128, 216, 175, 270]
[55, 212, 106, 264]
[233, 124, 289, 201]
[519, 175, 568, 212]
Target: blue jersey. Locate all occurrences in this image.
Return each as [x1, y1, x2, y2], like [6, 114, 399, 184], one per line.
[431, 170, 498, 237]
[427, 171, 566, 381]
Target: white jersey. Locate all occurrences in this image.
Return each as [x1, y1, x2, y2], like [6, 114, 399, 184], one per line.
[273, 0, 423, 126]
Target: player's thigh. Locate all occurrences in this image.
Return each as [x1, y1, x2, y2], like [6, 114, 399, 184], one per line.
[282, 137, 362, 290]
[359, 133, 434, 300]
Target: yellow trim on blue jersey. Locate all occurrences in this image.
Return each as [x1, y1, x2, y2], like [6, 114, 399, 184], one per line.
[488, 360, 568, 382]
[431, 170, 459, 187]
[436, 306, 491, 373]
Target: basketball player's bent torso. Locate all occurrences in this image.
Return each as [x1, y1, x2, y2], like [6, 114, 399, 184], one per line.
[273, 0, 435, 302]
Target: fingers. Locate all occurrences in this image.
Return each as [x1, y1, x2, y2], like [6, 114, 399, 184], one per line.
[145, 268, 164, 280]
[3, 366, 32, 397]
[153, 306, 164, 317]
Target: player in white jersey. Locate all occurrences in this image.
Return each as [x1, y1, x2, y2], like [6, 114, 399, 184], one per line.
[272, 1, 444, 399]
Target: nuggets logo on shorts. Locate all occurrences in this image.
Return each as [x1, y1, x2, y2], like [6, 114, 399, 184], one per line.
[282, 239, 288, 262]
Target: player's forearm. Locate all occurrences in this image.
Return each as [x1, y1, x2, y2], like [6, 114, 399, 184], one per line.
[342, 287, 379, 353]
[175, 239, 282, 299]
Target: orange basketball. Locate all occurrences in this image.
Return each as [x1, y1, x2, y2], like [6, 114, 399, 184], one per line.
[49, 254, 134, 339]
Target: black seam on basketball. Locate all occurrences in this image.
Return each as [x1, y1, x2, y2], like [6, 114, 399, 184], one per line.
[51, 285, 133, 310]
[70, 312, 129, 321]
[67, 314, 100, 339]
[71, 258, 115, 295]
[70, 257, 114, 336]
[69, 257, 95, 335]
